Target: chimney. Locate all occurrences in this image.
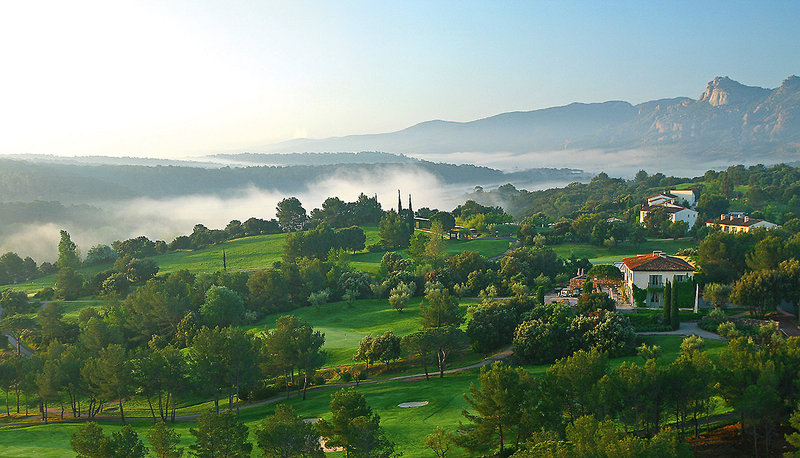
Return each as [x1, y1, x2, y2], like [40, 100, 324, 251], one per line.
[744, 216, 749, 222]
[653, 250, 664, 257]
[720, 214, 726, 220]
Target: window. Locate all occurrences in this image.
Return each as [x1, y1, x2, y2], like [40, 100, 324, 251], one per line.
[649, 275, 662, 287]
[675, 275, 685, 282]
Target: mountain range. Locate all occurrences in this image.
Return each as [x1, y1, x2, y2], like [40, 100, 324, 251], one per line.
[258, 76, 800, 169]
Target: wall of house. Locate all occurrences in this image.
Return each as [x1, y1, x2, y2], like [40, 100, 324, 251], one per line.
[670, 190, 696, 206]
[672, 209, 698, 228]
[623, 266, 694, 306]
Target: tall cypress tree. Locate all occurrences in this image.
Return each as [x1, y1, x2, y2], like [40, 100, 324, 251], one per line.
[663, 280, 672, 325]
[407, 194, 415, 235]
[397, 190, 402, 213]
[670, 280, 680, 330]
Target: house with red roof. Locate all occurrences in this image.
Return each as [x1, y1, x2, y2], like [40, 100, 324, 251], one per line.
[621, 251, 695, 307]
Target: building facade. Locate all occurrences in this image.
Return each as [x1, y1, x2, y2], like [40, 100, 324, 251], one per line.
[621, 251, 695, 307]
[705, 212, 778, 233]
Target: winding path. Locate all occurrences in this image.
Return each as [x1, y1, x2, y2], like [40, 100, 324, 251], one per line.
[0, 346, 514, 426]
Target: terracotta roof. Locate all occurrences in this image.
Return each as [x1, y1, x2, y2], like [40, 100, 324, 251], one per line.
[622, 253, 695, 272]
[707, 216, 763, 227]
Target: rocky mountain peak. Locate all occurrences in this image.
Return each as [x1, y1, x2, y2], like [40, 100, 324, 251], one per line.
[698, 76, 769, 107]
[779, 75, 800, 90]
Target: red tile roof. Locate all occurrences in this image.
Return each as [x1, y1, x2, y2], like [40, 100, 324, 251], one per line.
[622, 253, 695, 272]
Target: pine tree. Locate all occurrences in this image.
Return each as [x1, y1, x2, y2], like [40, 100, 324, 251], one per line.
[670, 280, 680, 330]
[663, 280, 672, 325]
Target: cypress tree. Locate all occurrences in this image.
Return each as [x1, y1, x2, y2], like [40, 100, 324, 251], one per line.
[536, 286, 545, 305]
[663, 280, 672, 325]
[670, 280, 680, 330]
[407, 194, 415, 236]
[397, 189, 403, 213]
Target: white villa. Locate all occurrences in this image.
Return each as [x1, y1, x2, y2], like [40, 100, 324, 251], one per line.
[639, 203, 699, 229]
[621, 251, 695, 308]
[640, 190, 699, 229]
[705, 212, 779, 233]
[646, 190, 697, 207]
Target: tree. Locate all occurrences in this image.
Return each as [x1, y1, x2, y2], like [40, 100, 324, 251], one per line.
[354, 335, 376, 368]
[388, 282, 414, 313]
[108, 425, 148, 457]
[276, 197, 308, 232]
[425, 426, 453, 457]
[189, 410, 252, 458]
[370, 331, 402, 368]
[378, 210, 410, 248]
[466, 303, 518, 353]
[730, 269, 782, 316]
[703, 282, 731, 308]
[317, 388, 396, 458]
[255, 405, 324, 458]
[295, 321, 326, 400]
[545, 349, 609, 425]
[587, 264, 623, 282]
[83, 344, 132, 422]
[0, 289, 32, 315]
[0, 315, 35, 355]
[71, 422, 110, 457]
[459, 362, 539, 453]
[670, 280, 679, 330]
[576, 292, 616, 316]
[247, 269, 291, 314]
[71, 422, 147, 458]
[420, 288, 464, 330]
[663, 280, 672, 325]
[84, 244, 118, 265]
[147, 420, 183, 458]
[401, 331, 435, 380]
[787, 404, 800, 457]
[200, 285, 244, 327]
[55, 267, 84, 300]
[57, 229, 80, 268]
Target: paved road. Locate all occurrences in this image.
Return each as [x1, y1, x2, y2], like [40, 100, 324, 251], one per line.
[638, 321, 725, 341]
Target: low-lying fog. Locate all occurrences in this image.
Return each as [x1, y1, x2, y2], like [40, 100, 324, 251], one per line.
[0, 168, 575, 263]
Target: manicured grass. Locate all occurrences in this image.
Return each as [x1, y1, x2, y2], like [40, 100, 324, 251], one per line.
[0, 334, 726, 457]
[445, 238, 510, 258]
[244, 297, 478, 368]
[551, 238, 697, 264]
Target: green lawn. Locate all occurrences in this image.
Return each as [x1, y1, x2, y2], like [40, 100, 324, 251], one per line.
[0, 334, 727, 458]
[551, 238, 697, 264]
[244, 297, 478, 368]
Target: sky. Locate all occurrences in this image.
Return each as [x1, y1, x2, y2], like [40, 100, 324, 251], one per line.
[1, 0, 798, 158]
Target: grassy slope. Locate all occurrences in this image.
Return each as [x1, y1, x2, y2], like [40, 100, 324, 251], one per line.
[3, 228, 511, 293]
[245, 297, 479, 368]
[0, 334, 727, 458]
[551, 238, 697, 264]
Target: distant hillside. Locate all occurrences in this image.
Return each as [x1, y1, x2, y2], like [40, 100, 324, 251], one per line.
[256, 75, 800, 166]
[0, 157, 587, 204]
[207, 151, 418, 166]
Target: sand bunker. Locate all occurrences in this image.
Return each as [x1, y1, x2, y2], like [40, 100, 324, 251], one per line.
[303, 418, 344, 452]
[397, 401, 429, 408]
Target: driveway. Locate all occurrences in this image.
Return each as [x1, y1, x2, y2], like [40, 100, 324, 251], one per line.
[638, 321, 725, 341]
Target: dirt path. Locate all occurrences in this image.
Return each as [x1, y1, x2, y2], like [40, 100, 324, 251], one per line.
[0, 346, 514, 426]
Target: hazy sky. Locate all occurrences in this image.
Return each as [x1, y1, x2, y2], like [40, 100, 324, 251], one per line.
[1, 0, 798, 158]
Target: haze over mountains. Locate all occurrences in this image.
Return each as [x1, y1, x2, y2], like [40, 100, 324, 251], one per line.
[258, 76, 800, 173]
